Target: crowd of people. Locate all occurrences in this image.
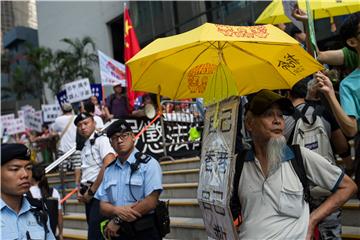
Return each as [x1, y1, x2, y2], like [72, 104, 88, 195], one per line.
[1, 9, 359, 240]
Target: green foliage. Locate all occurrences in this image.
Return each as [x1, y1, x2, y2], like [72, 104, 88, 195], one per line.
[16, 36, 99, 96]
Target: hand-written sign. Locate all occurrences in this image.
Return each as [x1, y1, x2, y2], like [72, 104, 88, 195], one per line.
[197, 97, 240, 240]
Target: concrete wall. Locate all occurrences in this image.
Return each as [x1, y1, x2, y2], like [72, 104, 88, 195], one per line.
[37, 1, 123, 103]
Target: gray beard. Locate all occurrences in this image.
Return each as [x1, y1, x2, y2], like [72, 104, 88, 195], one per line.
[266, 136, 287, 175]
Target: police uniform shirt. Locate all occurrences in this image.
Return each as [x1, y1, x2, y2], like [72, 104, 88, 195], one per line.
[81, 132, 116, 184]
[95, 148, 163, 206]
[1, 197, 55, 240]
[238, 146, 343, 240]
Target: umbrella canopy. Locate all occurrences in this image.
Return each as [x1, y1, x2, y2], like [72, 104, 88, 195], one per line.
[127, 23, 323, 105]
[255, 0, 360, 25]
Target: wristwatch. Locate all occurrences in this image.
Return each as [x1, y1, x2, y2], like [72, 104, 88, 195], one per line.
[112, 216, 123, 225]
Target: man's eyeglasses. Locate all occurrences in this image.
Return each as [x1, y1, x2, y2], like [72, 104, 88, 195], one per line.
[110, 132, 131, 142]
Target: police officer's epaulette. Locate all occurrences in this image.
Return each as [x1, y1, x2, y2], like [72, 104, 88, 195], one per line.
[106, 158, 118, 168]
[135, 152, 151, 164]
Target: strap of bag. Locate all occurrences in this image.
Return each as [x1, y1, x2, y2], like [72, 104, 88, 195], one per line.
[59, 115, 74, 140]
[290, 144, 310, 203]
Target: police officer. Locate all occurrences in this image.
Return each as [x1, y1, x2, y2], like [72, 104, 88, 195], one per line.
[74, 112, 116, 240]
[95, 119, 163, 240]
[1, 143, 55, 240]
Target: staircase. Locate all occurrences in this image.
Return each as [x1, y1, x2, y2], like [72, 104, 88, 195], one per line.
[47, 157, 360, 240]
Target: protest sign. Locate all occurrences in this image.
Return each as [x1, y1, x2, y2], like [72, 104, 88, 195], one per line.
[6, 118, 26, 135]
[42, 104, 62, 122]
[283, 0, 304, 32]
[98, 50, 126, 86]
[28, 111, 43, 132]
[65, 78, 92, 103]
[197, 97, 240, 240]
[1, 114, 15, 137]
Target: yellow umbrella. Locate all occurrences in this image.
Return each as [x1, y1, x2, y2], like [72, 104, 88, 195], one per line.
[255, 0, 360, 25]
[127, 23, 323, 105]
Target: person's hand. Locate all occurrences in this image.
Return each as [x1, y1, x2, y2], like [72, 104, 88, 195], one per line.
[291, 4, 308, 23]
[77, 191, 85, 203]
[305, 214, 317, 240]
[306, 79, 321, 101]
[82, 190, 93, 203]
[313, 71, 335, 96]
[115, 205, 142, 222]
[104, 220, 120, 239]
[58, 234, 64, 240]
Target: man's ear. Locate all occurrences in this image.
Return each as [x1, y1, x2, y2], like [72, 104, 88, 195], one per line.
[346, 37, 358, 48]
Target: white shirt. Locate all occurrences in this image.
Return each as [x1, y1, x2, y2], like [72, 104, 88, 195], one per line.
[81, 132, 115, 183]
[29, 185, 62, 210]
[52, 114, 77, 152]
[238, 146, 343, 240]
[94, 115, 104, 129]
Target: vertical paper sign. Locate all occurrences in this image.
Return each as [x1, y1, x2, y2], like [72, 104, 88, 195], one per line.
[65, 78, 92, 103]
[197, 97, 240, 240]
[98, 50, 126, 86]
[283, 1, 304, 33]
[28, 111, 43, 132]
[42, 104, 62, 122]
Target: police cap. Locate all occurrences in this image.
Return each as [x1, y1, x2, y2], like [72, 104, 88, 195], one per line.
[74, 112, 93, 126]
[1, 143, 31, 165]
[107, 119, 132, 138]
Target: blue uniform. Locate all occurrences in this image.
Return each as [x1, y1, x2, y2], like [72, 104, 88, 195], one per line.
[95, 148, 162, 205]
[0, 197, 55, 240]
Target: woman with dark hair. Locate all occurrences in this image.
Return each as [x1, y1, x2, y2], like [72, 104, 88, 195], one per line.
[30, 164, 63, 240]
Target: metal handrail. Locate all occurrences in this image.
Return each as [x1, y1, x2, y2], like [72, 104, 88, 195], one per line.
[45, 119, 116, 174]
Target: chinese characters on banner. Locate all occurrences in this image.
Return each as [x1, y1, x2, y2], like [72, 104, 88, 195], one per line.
[98, 50, 126, 87]
[124, 117, 201, 159]
[64, 78, 92, 103]
[197, 97, 240, 240]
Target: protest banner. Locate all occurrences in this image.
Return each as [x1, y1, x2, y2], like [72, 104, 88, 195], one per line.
[64, 78, 92, 103]
[98, 50, 126, 87]
[42, 104, 62, 122]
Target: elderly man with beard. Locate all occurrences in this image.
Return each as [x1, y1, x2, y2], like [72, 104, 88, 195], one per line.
[239, 89, 357, 240]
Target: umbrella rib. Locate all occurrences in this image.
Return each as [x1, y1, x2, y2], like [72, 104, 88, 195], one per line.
[227, 42, 290, 87]
[135, 42, 209, 90]
[173, 42, 215, 99]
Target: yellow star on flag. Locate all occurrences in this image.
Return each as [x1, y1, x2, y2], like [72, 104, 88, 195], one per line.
[125, 20, 132, 36]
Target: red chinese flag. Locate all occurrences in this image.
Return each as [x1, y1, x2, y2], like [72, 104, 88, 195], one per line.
[124, 6, 141, 110]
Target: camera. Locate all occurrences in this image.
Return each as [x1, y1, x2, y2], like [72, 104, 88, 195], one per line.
[79, 184, 89, 195]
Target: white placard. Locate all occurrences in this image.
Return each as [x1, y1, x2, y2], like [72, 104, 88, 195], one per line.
[42, 104, 62, 122]
[28, 111, 43, 132]
[22, 106, 35, 129]
[64, 78, 92, 103]
[98, 50, 126, 86]
[283, 0, 304, 33]
[1, 114, 15, 137]
[6, 118, 26, 135]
